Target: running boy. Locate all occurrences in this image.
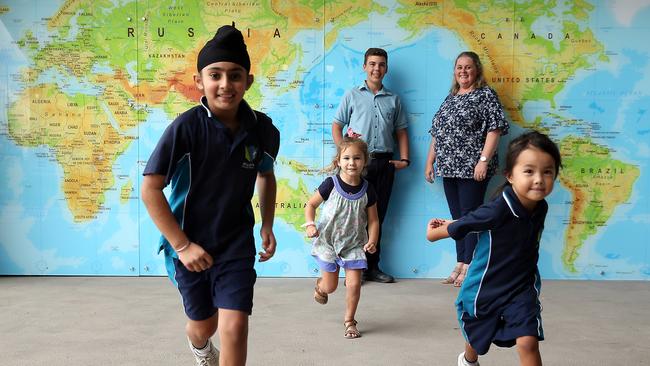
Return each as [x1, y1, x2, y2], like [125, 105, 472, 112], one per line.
[426, 131, 562, 366]
[141, 25, 280, 366]
[332, 47, 409, 283]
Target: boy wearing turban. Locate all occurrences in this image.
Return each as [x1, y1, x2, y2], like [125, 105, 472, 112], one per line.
[142, 25, 280, 366]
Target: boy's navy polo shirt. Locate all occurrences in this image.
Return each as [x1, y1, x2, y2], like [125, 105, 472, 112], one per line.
[144, 97, 279, 262]
[448, 185, 548, 319]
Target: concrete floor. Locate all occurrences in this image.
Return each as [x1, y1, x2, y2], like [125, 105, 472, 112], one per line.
[1, 276, 648, 365]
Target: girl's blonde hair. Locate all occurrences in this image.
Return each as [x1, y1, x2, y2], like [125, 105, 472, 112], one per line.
[323, 137, 370, 175]
[450, 51, 488, 95]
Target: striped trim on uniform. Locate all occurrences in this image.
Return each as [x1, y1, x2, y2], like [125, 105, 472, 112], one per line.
[161, 153, 192, 285]
[502, 190, 519, 218]
[456, 230, 493, 319]
[534, 271, 544, 339]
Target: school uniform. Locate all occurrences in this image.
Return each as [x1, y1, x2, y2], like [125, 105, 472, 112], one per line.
[448, 185, 547, 355]
[143, 96, 279, 319]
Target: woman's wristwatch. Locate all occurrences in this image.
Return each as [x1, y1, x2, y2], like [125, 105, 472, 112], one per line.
[479, 155, 488, 162]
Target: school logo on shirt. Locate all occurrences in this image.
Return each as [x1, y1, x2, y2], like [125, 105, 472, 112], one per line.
[242, 145, 258, 169]
[385, 107, 395, 121]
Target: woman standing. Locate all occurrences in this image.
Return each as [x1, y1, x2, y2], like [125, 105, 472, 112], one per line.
[425, 51, 509, 287]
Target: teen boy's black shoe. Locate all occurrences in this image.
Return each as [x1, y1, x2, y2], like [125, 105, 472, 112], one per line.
[363, 269, 395, 283]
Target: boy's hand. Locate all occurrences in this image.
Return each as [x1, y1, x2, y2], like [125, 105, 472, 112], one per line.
[178, 243, 214, 272]
[258, 226, 277, 262]
[389, 159, 409, 170]
[305, 225, 319, 238]
[363, 241, 377, 254]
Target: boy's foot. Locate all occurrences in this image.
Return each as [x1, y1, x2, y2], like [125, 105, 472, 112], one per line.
[363, 269, 395, 283]
[457, 352, 479, 366]
[189, 338, 219, 366]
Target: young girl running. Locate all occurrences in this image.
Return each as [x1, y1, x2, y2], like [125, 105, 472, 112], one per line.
[426, 131, 562, 366]
[304, 136, 379, 339]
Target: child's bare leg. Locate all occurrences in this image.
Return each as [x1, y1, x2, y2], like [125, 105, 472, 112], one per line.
[463, 342, 479, 363]
[344, 269, 362, 320]
[314, 269, 339, 305]
[186, 313, 218, 349]
[217, 309, 249, 366]
[516, 336, 541, 366]
[343, 268, 362, 338]
[318, 268, 340, 294]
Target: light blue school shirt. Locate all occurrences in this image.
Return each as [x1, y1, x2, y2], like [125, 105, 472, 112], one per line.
[333, 81, 408, 154]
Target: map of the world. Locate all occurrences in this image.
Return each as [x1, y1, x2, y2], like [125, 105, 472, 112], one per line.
[0, 0, 648, 279]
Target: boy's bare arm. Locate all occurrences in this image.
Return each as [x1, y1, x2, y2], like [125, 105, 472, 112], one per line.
[426, 218, 453, 242]
[331, 122, 344, 145]
[256, 170, 277, 262]
[397, 127, 409, 156]
[141, 174, 190, 251]
[141, 174, 213, 271]
[393, 128, 410, 170]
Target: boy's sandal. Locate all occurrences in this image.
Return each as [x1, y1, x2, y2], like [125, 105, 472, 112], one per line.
[344, 319, 361, 339]
[314, 278, 328, 304]
[440, 268, 460, 284]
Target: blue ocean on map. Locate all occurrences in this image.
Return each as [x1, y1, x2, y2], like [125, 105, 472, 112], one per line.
[261, 27, 469, 279]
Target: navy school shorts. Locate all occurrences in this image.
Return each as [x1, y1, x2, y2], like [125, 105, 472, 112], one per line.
[458, 285, 544, 355]
[173, 256, 257, 321]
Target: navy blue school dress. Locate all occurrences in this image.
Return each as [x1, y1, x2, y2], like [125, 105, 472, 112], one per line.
[448, 185, 547, 355]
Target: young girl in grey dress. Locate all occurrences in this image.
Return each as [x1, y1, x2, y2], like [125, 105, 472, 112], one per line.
[304, 136, 379, 339]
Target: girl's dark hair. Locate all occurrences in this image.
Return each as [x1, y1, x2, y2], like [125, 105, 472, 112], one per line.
[494, 131, 562, 196]
[504, 131, 562, 177]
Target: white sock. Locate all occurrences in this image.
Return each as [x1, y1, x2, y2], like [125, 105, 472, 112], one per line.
[460, 352, 479, 366]
[190, 338, 212, 357]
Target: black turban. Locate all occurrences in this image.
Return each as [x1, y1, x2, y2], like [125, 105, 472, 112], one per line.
[197, 25, 250, 72]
